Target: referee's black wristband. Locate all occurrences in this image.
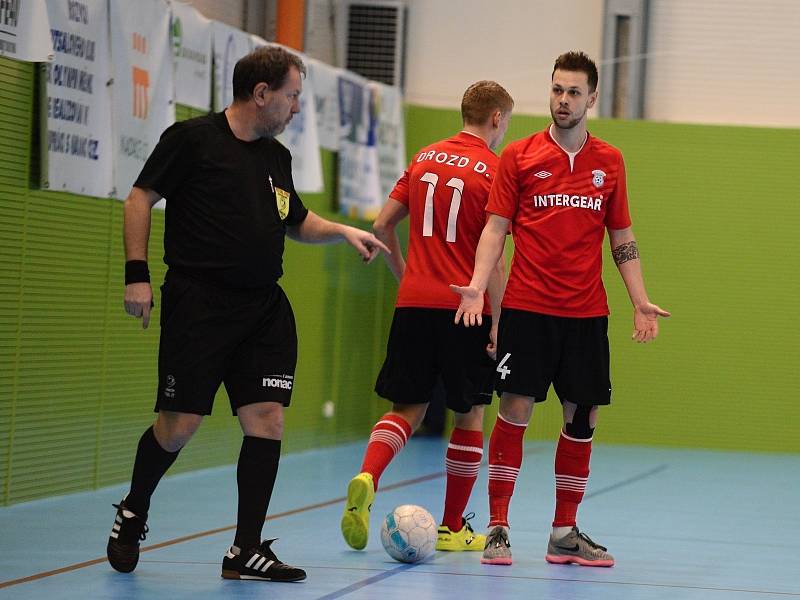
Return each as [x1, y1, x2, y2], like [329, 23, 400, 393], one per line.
[125, 260, 150, 285]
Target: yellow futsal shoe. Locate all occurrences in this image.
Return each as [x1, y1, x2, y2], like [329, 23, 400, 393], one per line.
[340, 472, 375, 550]
[435, 513, 486, 551]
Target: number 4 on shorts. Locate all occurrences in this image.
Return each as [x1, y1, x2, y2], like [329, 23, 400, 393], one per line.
[496, 353, 511, 380]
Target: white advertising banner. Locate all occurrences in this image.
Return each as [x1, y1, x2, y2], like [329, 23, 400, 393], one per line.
[369, 81, 406, 201]
[170, 1, 211, 111]
[249, 33, 268, 49]
[307, 58, 340, 151]
[0, 0, 53, 62]
[337, 71, 381, 220]
[212, 20, 251, 110]
[109, 0, 174, 199]
[43, 0, 112, 197]
[242, 40, 324, 193]
[277, 66, 323, 193]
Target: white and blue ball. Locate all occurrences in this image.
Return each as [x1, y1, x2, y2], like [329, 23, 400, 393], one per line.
[380, 504, 437, 563]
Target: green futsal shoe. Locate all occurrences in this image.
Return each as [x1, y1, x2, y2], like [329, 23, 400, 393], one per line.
[436, 513, 485, 551]
[340, 472, 375, 550]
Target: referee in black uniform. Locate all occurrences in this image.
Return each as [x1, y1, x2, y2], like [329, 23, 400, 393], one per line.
[107, 46, 388, 583]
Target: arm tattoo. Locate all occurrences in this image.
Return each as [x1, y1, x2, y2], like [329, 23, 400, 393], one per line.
[612, 241, 639, 265]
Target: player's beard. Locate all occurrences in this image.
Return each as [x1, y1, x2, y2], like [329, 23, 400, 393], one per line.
[550, 105, 586, 130]
[261, 118, 278, 138]
[260, 115, 286, 138]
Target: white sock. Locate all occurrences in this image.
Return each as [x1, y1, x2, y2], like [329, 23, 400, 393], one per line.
[552, 526, 573, 538]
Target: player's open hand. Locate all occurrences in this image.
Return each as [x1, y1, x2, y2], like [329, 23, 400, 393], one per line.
[632, 302, 671, 343]
[124, 282, 154, 329]
[450, 284, 484, 327]
[344, 227, 390, 264]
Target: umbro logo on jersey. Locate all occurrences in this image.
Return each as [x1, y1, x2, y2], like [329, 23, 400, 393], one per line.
[534, 171, 552, 179]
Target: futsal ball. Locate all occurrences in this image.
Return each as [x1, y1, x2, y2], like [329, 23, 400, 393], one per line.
[380, 504, 438, 563]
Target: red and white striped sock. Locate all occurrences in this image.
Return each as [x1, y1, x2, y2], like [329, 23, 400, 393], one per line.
[553, 429, 592, 527]
[360, 413, 412, 491]
[442, 428, 483, 532]
[487, 414, 527, 527]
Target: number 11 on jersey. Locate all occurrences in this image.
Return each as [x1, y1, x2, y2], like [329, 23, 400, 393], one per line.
[420, 171, 465, 243]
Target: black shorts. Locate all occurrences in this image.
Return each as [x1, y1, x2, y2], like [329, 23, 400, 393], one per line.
[494, 309, 611, 406]
[375, 307, 495, 413]
[155, 271, 298, 415]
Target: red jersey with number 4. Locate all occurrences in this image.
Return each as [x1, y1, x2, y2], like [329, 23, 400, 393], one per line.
[391, 132, 498, 312]
[486, 127, 632, 318]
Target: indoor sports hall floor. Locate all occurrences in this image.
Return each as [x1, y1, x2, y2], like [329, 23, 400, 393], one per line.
[1, 437, 798, 600]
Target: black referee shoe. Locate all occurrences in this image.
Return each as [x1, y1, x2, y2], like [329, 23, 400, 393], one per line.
[107, 500, 149, 573]
[221, 539, 306, 582]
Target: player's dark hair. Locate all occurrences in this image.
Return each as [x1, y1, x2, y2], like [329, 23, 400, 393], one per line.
[461, 81, 514, 126]
[552, 51, 598, 93]
[232, 46, 306, 101]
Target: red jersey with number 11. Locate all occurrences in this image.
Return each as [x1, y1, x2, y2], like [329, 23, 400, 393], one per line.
[390, 132, 498, 312]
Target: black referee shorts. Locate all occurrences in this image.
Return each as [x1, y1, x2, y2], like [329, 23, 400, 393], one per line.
[155, 272, 298, 415]
[375, 307, 495, 414]
[494, 308, 611, 406]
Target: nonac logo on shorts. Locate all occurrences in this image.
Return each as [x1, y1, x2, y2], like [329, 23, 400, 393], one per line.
[262, 374, 293, 390]
[591, 169, 606, 188]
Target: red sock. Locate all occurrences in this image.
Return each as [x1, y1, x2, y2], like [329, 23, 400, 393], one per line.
[442, 428, 483, 531]
[553, 430, 592, 527]
[487, 414, 526, 527]
[360, 413, 412, 491]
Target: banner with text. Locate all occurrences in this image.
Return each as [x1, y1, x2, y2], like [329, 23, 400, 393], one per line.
[337, 71, 381, 220]
[369, 81, 406, 201]
[241, 39, 323, 193]
[109, 0, 174, 199]
[0, 0, 53, 62]
[307, 58, 341, 152]
[277, 60, 323, 193]
[170, 1, 211, 111]
[43, 0, 112, 197]
[212, 20, 251, 110]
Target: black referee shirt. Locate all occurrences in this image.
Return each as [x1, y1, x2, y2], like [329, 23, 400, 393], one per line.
[134, 111, 309, 289]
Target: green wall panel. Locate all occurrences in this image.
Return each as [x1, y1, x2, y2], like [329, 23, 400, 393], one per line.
[0, 58, 34, 505]
[406, 104, 800, 454]
[0, 56, 394, 505]
[279, 150, 394, 453]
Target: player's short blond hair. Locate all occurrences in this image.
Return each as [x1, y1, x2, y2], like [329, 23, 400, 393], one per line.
[461, 81, 514, 126]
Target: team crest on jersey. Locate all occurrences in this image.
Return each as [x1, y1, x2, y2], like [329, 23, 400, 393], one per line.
[591, 169, 606, 188]
[275, 187, 290, 220]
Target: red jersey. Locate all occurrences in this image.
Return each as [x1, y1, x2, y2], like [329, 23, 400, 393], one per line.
[391, 132, 498, 312]
[486, 127, 632, 317]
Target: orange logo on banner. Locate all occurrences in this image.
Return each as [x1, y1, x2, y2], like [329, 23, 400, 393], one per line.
[131, 33, 149, 119]
[132, 67, 149, 119]
[132, 32, 147, 53]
